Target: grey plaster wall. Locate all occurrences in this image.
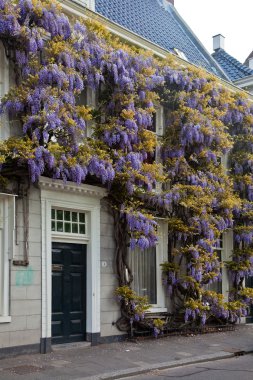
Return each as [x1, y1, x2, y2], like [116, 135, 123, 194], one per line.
[0, 186, 42, 348]
[100, 199, 123, 337]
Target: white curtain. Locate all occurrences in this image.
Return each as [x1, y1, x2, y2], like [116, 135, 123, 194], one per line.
[129, 247, 157, 304]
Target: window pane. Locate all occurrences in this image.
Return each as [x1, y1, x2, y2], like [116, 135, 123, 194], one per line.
[79, 224, 85, 234]
[205, 250, 222, 293]
[72, 212, 78, 222]
[76, 90, 87, 106]
[129, 247, 157, 304]
[79, 213, 85, 223]
[64, 222, 71, 233]
[57, 222, 63, 232]
[64, 211, 70, 221]
[205, 280, 222, 294]
[51, 221, 55, 231]
[72, 223, 78, 233]
[57, 210, 63, 220]
[51, 209, 55, 219]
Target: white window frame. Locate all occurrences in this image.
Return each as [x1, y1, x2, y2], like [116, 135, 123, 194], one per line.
[154, 106, 165, 137]
[51, 207, 87, 237]
[205, 232, 232, 301]
[40, 177, 106, 341]
[76, 87, 96, 138]
[221, 230, 233, 301]
[0, 193, 15, 323]
[0, 41, 10, 140]
[129, 220, 168, 312]
[150, 220, 168, 311]
[174, 48, 188, 61]
[86, 87, 96, 138]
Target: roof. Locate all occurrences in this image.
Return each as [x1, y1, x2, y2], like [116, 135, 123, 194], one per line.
[212, 48, 253, 82]
[95, 0, 227, 80]
[244, 50, 253, 67]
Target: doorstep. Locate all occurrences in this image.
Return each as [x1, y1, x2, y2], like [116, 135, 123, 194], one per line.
[52, 341, 91, 351]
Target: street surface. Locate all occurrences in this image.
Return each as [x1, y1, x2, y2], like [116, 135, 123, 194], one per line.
[123, 354, 253, 380]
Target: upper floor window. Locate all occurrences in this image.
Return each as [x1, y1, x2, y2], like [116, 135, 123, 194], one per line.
[149, 106, 165, 137]
[76, 87, 96, 138]
[0, 42, 9, 140]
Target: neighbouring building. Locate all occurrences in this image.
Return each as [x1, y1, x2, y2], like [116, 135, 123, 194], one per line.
[212, 34, 253, 94]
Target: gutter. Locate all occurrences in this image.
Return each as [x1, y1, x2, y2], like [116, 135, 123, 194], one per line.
[234, 74, 253, 88]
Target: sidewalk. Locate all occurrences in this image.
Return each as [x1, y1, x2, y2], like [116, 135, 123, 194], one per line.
[0, 325, 253, 380]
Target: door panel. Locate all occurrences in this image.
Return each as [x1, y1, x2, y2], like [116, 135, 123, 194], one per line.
[52, 243, 86, 344]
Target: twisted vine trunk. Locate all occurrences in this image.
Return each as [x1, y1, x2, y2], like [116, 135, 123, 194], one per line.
[112, 208, 133, 286]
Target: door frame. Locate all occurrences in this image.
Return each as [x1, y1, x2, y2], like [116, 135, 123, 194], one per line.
[40, 177, 107, 350]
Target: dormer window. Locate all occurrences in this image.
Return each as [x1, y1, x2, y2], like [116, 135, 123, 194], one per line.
[78, 0, 95, 11]
[174, 48, 188, 61]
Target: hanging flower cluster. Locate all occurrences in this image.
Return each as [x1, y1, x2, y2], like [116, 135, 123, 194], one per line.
[0, 0, 253, 330]
[115, 286, 150, 322]
[121, 206, 158, 250]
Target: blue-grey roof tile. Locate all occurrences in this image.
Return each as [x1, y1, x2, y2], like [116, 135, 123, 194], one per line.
[212, 48, 253, 81]
[95, 0, 227, 80]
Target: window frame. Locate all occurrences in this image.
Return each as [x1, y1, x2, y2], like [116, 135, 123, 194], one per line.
[0, 41, 10, 141]
[128, 221, 168, 312]
[51, 207, 88, 238]
[76, 87, 96, 139]
[0, 193, 15, 323]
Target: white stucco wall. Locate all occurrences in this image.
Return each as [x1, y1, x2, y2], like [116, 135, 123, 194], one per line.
[0, 187, 42, 349]
[100, 199, 123, 338]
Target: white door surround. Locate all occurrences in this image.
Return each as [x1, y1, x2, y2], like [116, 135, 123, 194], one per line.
[40, 177, 106, 351]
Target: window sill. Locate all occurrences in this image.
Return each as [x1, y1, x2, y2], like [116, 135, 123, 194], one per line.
[0, 316, 11, 323]
[148, 307, 167, 313]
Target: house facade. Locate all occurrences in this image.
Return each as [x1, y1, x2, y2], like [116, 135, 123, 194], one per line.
[0, 0, 252, 358]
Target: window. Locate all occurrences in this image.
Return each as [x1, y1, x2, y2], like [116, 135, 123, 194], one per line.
[154, 106, 165, 137]
[0, 194, 15, 322]
[128, 222, 167, 309]
[129, 247, 157, 304]
[205, 235, 223, 294]
[147, 106, 165, 193]
[173, 48, 188, 61]
[76, 87, 96, 138]
[51, 208, 86, 235]
[76, 89, 87, 107]
[0, 41, 10, 140]
[149, 106, 164, 136]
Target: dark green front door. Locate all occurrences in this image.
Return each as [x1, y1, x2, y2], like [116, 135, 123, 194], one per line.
[52, 242, 86, 344]
[246, 276, 253, 323]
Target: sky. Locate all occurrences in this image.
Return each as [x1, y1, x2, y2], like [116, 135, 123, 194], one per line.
[175, 0, 253, 63]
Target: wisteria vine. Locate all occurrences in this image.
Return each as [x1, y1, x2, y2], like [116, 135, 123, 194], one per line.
[1, 0, 253, 332]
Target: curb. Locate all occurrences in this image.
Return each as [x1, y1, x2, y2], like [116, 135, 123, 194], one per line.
[76, 350, 244, 380]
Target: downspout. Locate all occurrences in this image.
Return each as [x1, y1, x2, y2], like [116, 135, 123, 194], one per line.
[13, 183, 30, 266]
